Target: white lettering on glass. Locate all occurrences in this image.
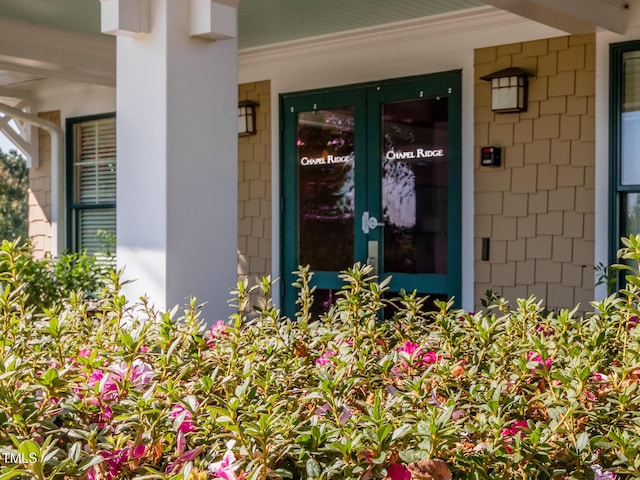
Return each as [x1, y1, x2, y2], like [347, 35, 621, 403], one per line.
[300, 156, 326, 166]
[300, 154, 353, 166]
[385, 148, 444, 161]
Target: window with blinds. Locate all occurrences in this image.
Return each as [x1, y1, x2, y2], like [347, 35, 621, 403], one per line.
[67, 114, 116, 258]
[622, 50, 640, 186]
[611, 42, 640, 285]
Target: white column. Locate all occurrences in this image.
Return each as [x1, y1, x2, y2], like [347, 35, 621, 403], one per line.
[103, 0, 238, 321]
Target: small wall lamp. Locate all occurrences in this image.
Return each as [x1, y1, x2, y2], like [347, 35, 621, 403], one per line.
[238, 100, 259, 136]
[480, 67, 532, 113]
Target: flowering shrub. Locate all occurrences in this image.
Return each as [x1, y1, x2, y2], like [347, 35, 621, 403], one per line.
[2, 236, 640, 479]
[0, 239, 109, 309]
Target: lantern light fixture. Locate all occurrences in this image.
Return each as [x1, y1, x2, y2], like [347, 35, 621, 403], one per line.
[480, 67, 533, 113]
[238, 100, 259, 136]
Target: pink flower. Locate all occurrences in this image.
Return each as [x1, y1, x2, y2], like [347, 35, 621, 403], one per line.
[535, 324, 554, 337]
[501, 420, 529, 437]
[421, 351, 441, 364]
[171, 404, 195, 433]
[315, 350, 337, 366]
[527, 351, 552, 371]
[166, 446, 205, 474]
[91, 447, 131, 480]
[339, 405, 352, 425]
[501, 420, 529, 453]
[78, 349, 92, 358]
[592, 372, 609, 383]
[102, 404, 113, 421]
[314, 403, 331, 416]
[176, 431, 187, 456]
[398, 341, 421, 356]
[387, 463, 411, 480]
[452, 409, 465, 420]
[96, 359, 154, 401]
[592, 464, 618, 480]
[131, 444, 146, 458]
[207, 320, 230, 347]
[171, 403, 197, 455]
[88, 369, 103, 386]
[397, 342, 441, 367]
[314, 403, 351, 425]
[97, 372, 120, 401]
[209, 440, 241, 480]
[115, 359, 154, 385]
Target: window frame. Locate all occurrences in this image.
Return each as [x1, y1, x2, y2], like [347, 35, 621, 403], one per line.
[65, 112, 117, 254]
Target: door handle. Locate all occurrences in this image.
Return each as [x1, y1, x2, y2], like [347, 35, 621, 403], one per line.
[362, 211, 384, 234]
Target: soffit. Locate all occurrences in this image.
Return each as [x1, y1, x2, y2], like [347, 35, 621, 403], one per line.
[0, 0, 484, 49]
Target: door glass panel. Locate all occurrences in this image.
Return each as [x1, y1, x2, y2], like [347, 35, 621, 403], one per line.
[381, 97, 448, 274]
[297, 108, 355, 271]
[309, 289, 339, 318]
[622, 51, 640, 185]
[623, 192, 640, 235]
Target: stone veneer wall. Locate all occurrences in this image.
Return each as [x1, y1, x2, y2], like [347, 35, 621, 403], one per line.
[474, 35, 595, 311]
[238, 81, 272, 307]
[27, 110, 59, 258]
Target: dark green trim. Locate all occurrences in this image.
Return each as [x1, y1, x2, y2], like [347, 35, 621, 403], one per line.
[71, 203, 117, 210]
[610, 42, 640, 276]
[65, 112, 116, 253]
[280, 70, 463, 100]
[280, 71, 462, 317]
[364, 72, 462, 304]
[280, 88, 368, 314]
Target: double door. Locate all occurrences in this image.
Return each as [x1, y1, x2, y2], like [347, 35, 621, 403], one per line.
[281, 71, 461, 316]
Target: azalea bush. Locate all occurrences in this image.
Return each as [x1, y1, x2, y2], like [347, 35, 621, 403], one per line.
[2, 237, 640, 479]
[0, 240, 110, 309]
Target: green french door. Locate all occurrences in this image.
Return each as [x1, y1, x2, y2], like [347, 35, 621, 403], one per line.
[281, 71, 461, 317]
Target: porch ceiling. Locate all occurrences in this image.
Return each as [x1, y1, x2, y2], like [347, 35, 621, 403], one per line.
[0, 0, 632, 93]
[0, 0, 485, 50]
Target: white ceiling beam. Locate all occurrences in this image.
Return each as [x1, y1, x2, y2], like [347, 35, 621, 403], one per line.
[483, 0, 627, 34]
[0, 17, 115, 87]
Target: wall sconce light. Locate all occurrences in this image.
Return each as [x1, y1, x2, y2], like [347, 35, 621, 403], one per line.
[480, 68, 532, 113]
[238, 100, 259, 136]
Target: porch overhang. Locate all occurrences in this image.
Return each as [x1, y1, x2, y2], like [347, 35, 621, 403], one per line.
[0, 16, 115, 87]
[483, 0, 628, 34]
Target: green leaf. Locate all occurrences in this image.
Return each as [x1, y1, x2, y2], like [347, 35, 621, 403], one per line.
[392, 424, 413, 441]
[18, 439, 40, 461]
[576, 431, 589, 452]
[399, 449, 428, 464]
[0, 468, 29, 480]
[373, 452, 386, 464]
[273, 468, 294, 479]
[377, 424, 392, 443]
[42, 367, 59, 386]
[77, 455, 105, 473]
[306, 458, 321, 479]
[216, 415, 234, 425]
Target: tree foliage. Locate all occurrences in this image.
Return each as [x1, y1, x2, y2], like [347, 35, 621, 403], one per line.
[0, 147, 28, 241]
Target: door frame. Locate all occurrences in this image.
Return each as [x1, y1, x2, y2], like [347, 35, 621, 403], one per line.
[280, 71, 462, 317]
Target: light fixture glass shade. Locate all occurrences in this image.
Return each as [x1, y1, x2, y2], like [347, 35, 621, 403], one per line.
[492, 84, 520, 111]
[480, 68, 532, 113]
